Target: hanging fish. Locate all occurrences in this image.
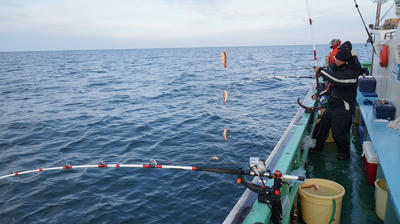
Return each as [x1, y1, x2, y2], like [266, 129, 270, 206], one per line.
[223, 89, 228, 104]
[221, 51, 227, 68]
[223, 128, 228, 142]
[210, 156, 220, 161]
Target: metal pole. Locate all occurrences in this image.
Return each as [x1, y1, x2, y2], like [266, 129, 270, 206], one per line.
[375, 1, 382, 28]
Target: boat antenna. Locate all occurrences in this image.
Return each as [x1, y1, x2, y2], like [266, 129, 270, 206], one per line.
[353, 0, 377, 54]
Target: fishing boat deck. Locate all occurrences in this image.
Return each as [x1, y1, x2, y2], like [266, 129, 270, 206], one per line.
[307, 125, 383, 223]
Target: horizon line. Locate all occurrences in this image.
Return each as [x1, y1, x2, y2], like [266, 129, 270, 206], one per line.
[0, 42, 369, 53]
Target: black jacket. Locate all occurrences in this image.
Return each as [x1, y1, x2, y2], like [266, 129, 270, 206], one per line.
[318, 64, 358, 111]
[349, 56, 362, 74]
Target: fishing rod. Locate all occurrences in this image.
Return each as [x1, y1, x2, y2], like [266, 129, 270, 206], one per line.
[0, 159, 304, 181]
[304, 0, 322, 107]
[1, 158, 304, 224]
[353, 0, 378, 55]
[272, 75, 313, 79]
[304, 0, 317, 68]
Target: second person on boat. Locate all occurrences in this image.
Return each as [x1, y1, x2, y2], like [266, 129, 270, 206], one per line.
[312, 48, 358, 160]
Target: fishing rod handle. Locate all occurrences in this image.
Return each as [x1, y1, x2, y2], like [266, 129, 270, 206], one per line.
[282, 174, 305, 181]
[260, 170, 304, 181]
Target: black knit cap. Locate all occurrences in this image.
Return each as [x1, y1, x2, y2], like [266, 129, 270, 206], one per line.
[335, 49, 352, 62]
[338, 41, 352, 51]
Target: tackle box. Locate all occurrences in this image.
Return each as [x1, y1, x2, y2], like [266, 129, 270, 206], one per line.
[374, 100, 396, 120]
[358, 76, 376, 93]
[362, 141, 379, 186]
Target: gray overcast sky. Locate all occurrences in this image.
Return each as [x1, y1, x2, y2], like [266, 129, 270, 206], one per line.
[0, 0, 396, 51]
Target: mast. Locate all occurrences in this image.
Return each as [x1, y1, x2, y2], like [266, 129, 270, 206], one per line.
[372, 1, 383, 75]
[375, 1, 383, 27]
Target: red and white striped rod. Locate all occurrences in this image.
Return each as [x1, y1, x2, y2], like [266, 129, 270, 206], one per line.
[0, 162, 305, 181]
[305, 0, 317, 67]
[0, 163, 192, 179]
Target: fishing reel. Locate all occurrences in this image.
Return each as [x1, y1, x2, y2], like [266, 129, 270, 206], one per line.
[365, 35, 374, 47]
[243, 157, 306, 224]
[249, 157, 267, 176]
[237, 158, 284, 224]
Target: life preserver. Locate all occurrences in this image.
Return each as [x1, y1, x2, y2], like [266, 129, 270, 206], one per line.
[380, 45, 389, 67]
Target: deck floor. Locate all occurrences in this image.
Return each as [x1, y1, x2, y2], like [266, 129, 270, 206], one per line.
[305, 124, 383, 223]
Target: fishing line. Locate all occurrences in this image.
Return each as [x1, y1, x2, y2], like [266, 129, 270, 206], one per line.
[217, 49, 313, 147]
[224, 68, 314, 90]
[379, 2, 395, 23]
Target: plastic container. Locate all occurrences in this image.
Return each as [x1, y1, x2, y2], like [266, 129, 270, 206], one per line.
[375, 179, 388, 221]
[374, 100, 396, 120]
[299, 178, 345, 224]
[362, 141, 379, 185]
[358, 77, 376, 92]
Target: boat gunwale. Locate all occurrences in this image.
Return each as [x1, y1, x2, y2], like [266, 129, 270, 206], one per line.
[224, 83, 317, 224]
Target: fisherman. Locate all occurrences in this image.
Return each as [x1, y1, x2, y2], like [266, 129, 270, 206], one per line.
[337, 40, 368, 76]
[316, 41, 364, 101]
[327, 39, 341, 72]
[311, 48, 358, 160]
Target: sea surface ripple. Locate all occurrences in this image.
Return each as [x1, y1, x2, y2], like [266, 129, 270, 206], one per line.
[0, 45, 371, 223]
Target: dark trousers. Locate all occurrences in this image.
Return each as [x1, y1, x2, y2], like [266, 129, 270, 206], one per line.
[313, 107, 353, 155]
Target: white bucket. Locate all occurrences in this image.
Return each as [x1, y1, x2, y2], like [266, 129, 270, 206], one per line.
[375, 179, 388, 221]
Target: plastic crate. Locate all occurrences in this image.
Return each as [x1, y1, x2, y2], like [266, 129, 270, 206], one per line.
[374, 100, 396, 120]
[358, 77, 376, 93]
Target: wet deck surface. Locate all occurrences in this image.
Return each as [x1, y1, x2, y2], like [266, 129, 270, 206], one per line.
[306, 124, 383, 223]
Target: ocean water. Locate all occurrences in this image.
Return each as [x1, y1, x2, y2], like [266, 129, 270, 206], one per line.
[0, 44, 371, 223]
